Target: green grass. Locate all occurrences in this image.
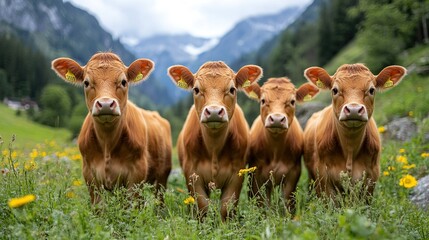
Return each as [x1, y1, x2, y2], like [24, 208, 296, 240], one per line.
[0, 126, 428, 239]
[0, 104, 71, 148]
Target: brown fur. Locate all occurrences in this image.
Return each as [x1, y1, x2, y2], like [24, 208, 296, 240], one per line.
[52, 52, 172, 204]
[168, 61, 263, 221]
[303, 63, 406, 198]
[245, 78, 319, 211]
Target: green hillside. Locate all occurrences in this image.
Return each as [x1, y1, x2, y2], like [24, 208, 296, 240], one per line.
[0, 104, 71, 148]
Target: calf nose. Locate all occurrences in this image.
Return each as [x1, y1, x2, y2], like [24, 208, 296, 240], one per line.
[339, 103, 368, 121]
[265, 113, 288, 129]
[201, 105, 228, 123]
[92, 98, 121, 116]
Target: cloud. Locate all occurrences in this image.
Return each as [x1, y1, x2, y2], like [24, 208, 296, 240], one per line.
[66, 0, 310, 41]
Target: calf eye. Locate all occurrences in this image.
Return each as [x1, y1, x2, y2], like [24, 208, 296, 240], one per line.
[261, 99, 266, 105]
[121, 79, 127, 87]
[332, 87, 339, 95]
[369, 87, 375, 95]
[83, 80, 90, 88]
[193, 87, 200, 95]
[229, 87, 236, 95]
[290, 100, 296, 106]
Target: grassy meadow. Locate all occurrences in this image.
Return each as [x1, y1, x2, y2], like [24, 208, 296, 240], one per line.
[0, 121, 428, 239]
[1, 78, 429, 239]
[1, 44, 429, 239]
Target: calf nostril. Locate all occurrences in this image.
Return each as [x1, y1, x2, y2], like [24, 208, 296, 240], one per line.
[205, 108, 211, 116]
[280, 116, 286, 124]
[344, 106, 350, 114]
[110, 101, 116, 109]
[269, 116, 274, 123]
[218, 108, 224, 117]
[96, 101, 102, 108]
[358, 106, 365, 115]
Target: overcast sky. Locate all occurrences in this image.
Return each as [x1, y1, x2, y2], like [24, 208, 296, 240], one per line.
[66, 0, 311, 45]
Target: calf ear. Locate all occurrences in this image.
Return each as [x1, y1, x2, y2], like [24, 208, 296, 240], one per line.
[168, 65, 194, 90]
[127, 59, 154, 84]
[304, 67, 332, 89]
[51, 58, 84, 85]
[243, 83, 261, 101]
[296, 83, 320, 102]
[375, 65, 407, 90]
[235, 65, 263, 89]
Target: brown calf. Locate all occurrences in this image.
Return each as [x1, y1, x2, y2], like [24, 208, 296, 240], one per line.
[168, 61, 263, 220]
[52, 52, 172, 203]
[303, 63, 406, 197]
[244, 78, 319, 210]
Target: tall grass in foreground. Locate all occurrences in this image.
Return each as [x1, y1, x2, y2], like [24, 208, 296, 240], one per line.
[0, 127, 428, 239]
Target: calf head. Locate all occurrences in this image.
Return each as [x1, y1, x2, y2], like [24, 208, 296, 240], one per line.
[52, 53, 154, 124]
[169, 61, 262, 129]
[245, 77, 319, 133]
[304, 64, 406, 128]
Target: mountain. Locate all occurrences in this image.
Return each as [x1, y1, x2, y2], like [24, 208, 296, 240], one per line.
[126, 6, 304, 104]
[126, 34, 218, 101]
[192, 6, 304, 70]
[0, 0, 135, 65]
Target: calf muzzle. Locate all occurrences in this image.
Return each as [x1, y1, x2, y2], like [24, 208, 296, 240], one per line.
[339, 103, 368, 122]
[265, 113, 288, 129]
[92, 98, 121, 116]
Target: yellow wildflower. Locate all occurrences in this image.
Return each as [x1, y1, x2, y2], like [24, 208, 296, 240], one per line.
[399, 148, 406, 153]
[11, 151, 18, 158]
[66, 191, 76, 198]
[41, 151, 47, 157]
[2, 150, 7, 156]
[377, 126, 386, 133]
[13, 162, 20, 169]
[402, 164, 416, 170]
[408, 111, 414, 117]
[399, 175, 418, 189]
[24, 160, 37, 171]
[73, 180, 83, 186]
[238, 166, 257, 177]
[8, 194, 36, 208]
[388, 166, 396, 171]
[184, 196, 195, 205]
[29, 149, 38, 159]
[71, 154, 82, 161]
[56, 152, 67, 158]
[421, 152, 429, 158]
[396, 155, 408, 164]
[383, 171, 389, 176]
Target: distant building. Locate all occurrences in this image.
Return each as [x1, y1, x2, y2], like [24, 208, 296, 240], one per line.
[3, 98, 39, 111]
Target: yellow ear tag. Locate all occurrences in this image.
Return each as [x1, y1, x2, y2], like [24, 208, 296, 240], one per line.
[316, 78, 325, 88]
[65, 70, 76, 82]
[242, 79, 251, 88]
[134, 73, 143, 82]
[303, 94, 312, 102]
[384, 78, 394, 88]
[249, 91, 258, 100]
[177, 78, 189, 89]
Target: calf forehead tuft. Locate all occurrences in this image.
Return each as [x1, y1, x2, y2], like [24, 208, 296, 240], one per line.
[87, 52, 125, 71]
[196, 61, 234, 78]
[262, 77, 295, 92]
[336, 64, 370, 75]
